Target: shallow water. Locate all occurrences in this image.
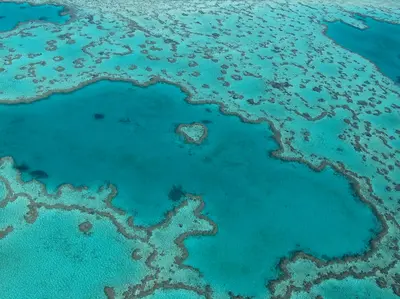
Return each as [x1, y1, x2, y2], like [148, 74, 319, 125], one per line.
[0, 181, 5, 201]
[0, 2, 69, 31]
[0, 209, 143, 299]
[292, 277, 400, 299]
[325, 15, 400, 85]
[0, 80, 379, 296]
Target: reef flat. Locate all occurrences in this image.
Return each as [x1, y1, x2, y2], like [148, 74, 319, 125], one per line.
[0, 0, 399, 298]
[291, 277, 400, 299]
[325, 15, 400, 85]
[176, 122, 208, 144]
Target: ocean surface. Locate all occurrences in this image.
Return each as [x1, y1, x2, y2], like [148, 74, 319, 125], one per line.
[325, 15, 400, 85]
[0, 1, 399, 298]
[0, 2, 69, 31]
[0, 80, 379, 296]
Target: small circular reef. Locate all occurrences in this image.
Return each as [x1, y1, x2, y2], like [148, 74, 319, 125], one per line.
[176, 122, 208, 145]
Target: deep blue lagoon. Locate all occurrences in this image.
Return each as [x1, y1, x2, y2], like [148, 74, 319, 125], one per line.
[0, 2, 70, 32]
[0, 80, 379, 296]
[325, 15, 400, 85]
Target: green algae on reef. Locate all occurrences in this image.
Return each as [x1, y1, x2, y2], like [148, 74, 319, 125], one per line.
[0, 2, 70, 32]
[0, 80, 380, 297]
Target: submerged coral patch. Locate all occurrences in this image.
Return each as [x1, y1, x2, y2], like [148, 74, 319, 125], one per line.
[29, 170, 49, 179]
[168, 185, 185, 202]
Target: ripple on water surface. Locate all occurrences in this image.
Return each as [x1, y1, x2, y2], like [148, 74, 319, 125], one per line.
[0, 80, 380, 297]
[0, 2, 70, 32]
[325, 15, 400, 85]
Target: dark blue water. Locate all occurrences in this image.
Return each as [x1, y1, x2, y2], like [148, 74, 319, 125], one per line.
[0, 80, 379, 296]
[0, 2, 70, 31]
[325, 15, 400, 85]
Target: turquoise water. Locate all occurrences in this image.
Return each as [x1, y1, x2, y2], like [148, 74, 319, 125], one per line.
[0, 209, 143, 299]
[150, 289, 204, 299]
[0, 80, 379, 296]
[293, 277, 400, 299]
[0, 181, 5, 201]
[325, 16, 400, 85]
[0, 2, 69, 31]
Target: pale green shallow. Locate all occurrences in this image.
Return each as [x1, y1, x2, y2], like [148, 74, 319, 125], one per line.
[148, 289, 204, 299]
[0, 181, 5, 201]
[0, 209, 144, 299]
